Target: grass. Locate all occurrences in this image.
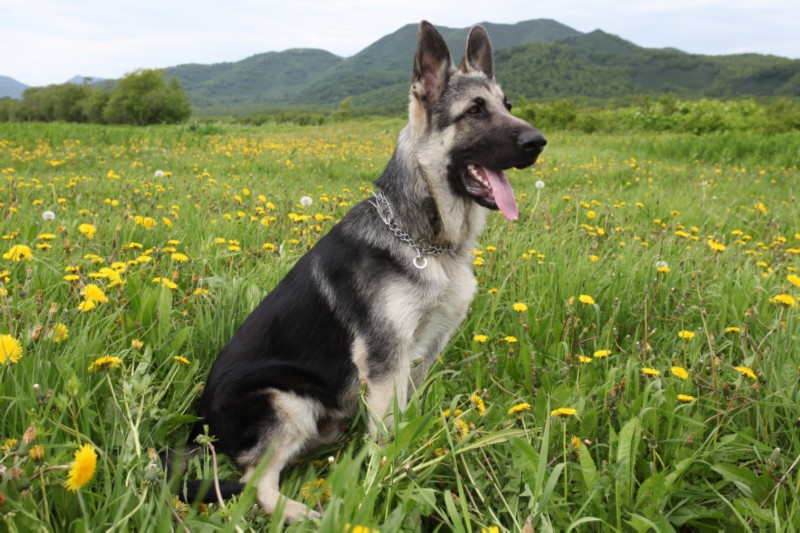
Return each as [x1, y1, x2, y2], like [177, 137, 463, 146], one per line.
[0, 118, 799, 531]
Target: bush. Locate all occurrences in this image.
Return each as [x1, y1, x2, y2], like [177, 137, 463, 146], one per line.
[104, 70, 191, 125]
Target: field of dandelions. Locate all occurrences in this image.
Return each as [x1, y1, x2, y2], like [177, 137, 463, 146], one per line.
[1, 119, 799, 532]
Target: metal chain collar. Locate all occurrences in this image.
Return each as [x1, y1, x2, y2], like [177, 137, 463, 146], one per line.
[370, 190, 454, 269]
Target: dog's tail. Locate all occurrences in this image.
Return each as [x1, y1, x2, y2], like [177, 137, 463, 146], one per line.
[160, 445, 246, 504]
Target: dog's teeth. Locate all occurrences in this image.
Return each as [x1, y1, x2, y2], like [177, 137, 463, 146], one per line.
[467, 164, 475, 170]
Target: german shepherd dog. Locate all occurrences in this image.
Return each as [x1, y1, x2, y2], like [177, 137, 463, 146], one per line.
[175, 20, 545, 523]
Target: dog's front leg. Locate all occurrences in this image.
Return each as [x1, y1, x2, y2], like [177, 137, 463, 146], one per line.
[364, 360, 410, 438]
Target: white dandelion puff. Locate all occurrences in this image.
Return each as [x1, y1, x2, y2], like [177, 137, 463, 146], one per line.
[300, 196, 313, 207]
[42, 210, 56, 221]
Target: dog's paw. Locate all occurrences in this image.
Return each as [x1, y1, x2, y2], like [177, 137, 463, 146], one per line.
[282, 500, 321, 524]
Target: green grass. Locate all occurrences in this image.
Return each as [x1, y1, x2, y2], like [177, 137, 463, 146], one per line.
[1, 119, 799, 531]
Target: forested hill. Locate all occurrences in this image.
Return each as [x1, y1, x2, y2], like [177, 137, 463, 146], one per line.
[169, 20, 800, 115]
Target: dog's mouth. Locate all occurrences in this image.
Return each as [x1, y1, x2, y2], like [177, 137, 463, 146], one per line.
[462, 164, 519, 221]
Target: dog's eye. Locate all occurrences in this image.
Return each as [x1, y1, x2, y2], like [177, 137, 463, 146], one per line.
[467, 105, 481, 114]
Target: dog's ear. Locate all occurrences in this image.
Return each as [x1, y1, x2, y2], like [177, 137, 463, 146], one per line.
[460, 25, 494, 79]
[412, 21, 454, 106]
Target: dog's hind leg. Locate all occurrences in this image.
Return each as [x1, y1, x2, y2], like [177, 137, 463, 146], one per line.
[240, 391, 323, 523]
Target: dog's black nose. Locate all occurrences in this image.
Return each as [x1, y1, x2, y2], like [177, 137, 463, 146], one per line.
[518, 130, 547, 154]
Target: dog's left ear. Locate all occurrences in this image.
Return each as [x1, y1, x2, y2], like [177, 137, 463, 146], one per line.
[460, 25, 494, 79]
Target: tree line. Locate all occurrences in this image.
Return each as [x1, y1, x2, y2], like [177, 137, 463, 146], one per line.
[0, 70, 191, 125]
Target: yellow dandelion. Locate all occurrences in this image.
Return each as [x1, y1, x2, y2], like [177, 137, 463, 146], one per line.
[593, 349, 611, 358]
[470, 393, 487, 416]
[486, 288, 498, 294]
[3, 244, 33, 262]
[551, 407, 577, 417]
[578, 355, 593, 364]
[578, 294, 595, 305]
[507, 402, 531, 415]
[733, 366, 758, 380]
[788, 274, 800, 287]
[671, 366, 689, 380]
[504, 336, 518, 343]
[152, 277, 179, 290]
[454, 418, 470, 441]
[173, 355, 190, 365]
[88, 355, 122, 373]
[770, 294, 796, 307]
[131, 339, 144, 350]
[0, 334, 23, 364]
[641, 367, 660, 376]
[50, 322, 69, 343]
[82, 284, 109, 304]
[170, 252, 189, 262]
[473, 334, 489, 344]
[64, 444, 97, 492]
[678, 330, 695, 340]
[677, 394, 696, 403]
[28, 444, 45, 462]
[512, 302, 528, 312]
[570, 435, 582, 451]
[300, 478, 331, 506]
[78, 299, 97, 312]
[725, 326, 741, 333]
[78, 224, 96, 239]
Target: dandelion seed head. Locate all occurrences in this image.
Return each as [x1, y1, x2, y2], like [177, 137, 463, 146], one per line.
[42, 210, 56, 221]
[300, 196, 313, 207]
[535, 180, 545, 190]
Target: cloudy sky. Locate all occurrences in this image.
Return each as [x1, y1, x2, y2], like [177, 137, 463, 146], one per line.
[2, 0, 799, 87]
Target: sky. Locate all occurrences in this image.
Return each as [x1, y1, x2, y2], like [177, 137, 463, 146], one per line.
[2, 0, 799, 87]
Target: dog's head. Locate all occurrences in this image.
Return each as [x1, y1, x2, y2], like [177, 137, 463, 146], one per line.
[409, 21, 546, 221]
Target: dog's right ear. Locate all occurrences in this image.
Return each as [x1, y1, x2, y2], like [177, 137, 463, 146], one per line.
[412, 21, 454, 107]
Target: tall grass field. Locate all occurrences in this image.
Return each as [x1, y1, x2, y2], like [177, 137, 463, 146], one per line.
[1, 119, 799, 531]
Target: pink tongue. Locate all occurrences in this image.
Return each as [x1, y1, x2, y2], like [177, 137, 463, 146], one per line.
[485, 168, 519, 221]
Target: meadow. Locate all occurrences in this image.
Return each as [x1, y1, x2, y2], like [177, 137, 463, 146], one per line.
[0, 118, 799, 532]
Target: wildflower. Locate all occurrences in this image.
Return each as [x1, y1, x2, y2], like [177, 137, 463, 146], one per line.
[535, 180, 545, 189]
[788, 274, 800, 287]
[300, 478, 330, 506]
[28, 444, 45, 462]
[154, 170, 165, 178]
[770, 294, 796, 307]
[0, 334, 23, 364]
[512, 302, 528, 312]
[578, 294, 595, 305]
[593, 349, 611, 358]
[551, 407, 577, 417]
[42, 210, 56, 221]
[88, 355, 122, 372]
[262, 242, 275, 252]
[470, 393, 487, 416]
[678, 330, 695, 340]
[473, 334, 488, 344]
[734, 366, 758, 380]
[486, 288, 498, 294]
[482, 527, 500, 533]
[3, 244, 33, 262]
[454, 418, 470, 440]
[570, 435, 582, 451]
[300, 196, 313, 207]
[725, 327, 741, 333]
[345, 525, 380, 533]
[170, 252, 189, 262]
[590, 254, 599, 262]
[64, 444, 97, 492]
[78, 224, 96, 239]
[82, 284, 109, 304]
[507, 402, 531, 415]
[707, 239, 726, 252]
[504, 335, 518, 344]
[131, 339, 144, 350]
[173, 355, 190, 365]
[50, 323, 69, 343]
[578, 355, 592, 363]
[671, 366, 689, 380]
[641, 368, 660, 376]
[152, 277, 179, 290]
[677, 394, 696, 403]
[587, 210, 596, 219]
[78, 300, 97, 312]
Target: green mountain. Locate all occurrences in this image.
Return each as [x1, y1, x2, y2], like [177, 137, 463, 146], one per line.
[0, 76, 28, 99]
[493, 30, 800, 100]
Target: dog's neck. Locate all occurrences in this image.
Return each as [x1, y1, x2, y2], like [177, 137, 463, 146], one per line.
[375, 125, 487, 251]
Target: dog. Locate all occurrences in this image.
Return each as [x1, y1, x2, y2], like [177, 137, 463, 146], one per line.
[174, 20, 545, 523]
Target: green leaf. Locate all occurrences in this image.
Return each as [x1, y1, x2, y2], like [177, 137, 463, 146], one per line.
[579, 441, 599, 493]
[616, 417, 643, 503]
[734, 498, 774, 526]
